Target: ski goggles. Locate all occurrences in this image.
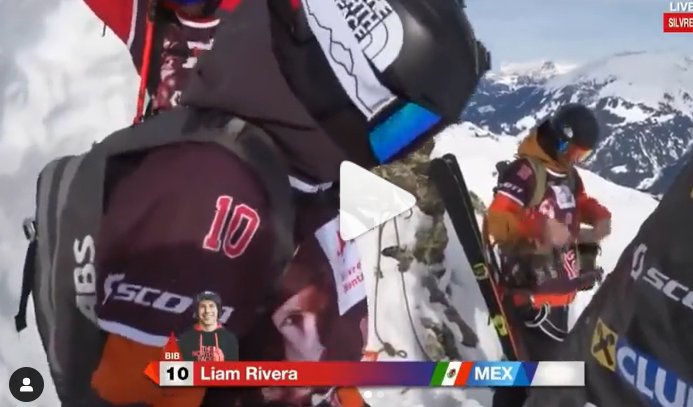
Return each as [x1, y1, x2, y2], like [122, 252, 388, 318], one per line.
[368, 101, 443, 164]
[558, 140, 592, 163]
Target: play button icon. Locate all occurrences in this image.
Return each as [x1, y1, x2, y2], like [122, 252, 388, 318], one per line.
[339, 161, 417, 240]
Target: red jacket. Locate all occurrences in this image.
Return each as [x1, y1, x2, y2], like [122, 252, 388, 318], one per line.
[83, 0, 246, 119]
[83, 0, 244, 73]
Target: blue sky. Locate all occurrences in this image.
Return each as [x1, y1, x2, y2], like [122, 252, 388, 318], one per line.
[465, 0, 691, 67]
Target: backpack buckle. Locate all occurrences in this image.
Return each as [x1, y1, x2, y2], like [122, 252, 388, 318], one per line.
[22, 218, 37, 242]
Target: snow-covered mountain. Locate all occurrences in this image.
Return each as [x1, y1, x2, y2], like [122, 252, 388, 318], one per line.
[464, 51, 693, 196]
[0, 1, 660, 406]
[485, 61, 577, 88]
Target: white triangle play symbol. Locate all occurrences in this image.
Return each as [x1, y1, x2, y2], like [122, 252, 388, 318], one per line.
[339, 161, 417, 240]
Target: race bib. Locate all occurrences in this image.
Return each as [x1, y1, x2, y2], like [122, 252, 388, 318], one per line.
[550, 185, 576, 209]
[315, 217, 366, 315]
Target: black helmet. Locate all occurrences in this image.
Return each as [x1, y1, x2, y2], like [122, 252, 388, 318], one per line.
[549, 103, 600, 151]
[276, 0, 491, 165]
[538, 103, 599, 162]
[189, 0, 489, 171]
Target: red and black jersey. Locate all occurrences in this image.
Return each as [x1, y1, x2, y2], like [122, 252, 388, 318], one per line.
[81, 0, 243, 117]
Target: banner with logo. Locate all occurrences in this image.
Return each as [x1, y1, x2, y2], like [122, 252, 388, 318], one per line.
[524, 158, 693, 407]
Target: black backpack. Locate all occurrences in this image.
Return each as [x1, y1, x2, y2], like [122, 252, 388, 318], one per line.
[14, 108, 299, 406]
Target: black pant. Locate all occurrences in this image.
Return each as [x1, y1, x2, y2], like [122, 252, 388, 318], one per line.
[491, 305, 567, 407]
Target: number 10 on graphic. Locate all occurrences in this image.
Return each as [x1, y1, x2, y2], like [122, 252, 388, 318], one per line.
[159, 361, 194, 387]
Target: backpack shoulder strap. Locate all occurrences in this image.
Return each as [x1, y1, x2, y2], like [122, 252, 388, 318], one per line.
[566, 167, 578, 194]
[141, 4, 178, 118]
[524, 157, 547, 208]
[215, 119, 296, 272]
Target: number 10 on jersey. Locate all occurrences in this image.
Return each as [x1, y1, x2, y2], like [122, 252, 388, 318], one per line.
[160, 361, 194, 386]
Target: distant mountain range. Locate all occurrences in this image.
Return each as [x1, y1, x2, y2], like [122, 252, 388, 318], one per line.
[462, 50, 693, 196]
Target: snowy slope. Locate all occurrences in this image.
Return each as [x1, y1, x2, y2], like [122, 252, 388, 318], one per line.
[464, 51, 693, 195]
[543, 51, 693, 192]
[544, 51, 693, 113]
[485, 61, 577, 88]
[464, 61, 575, 135]
[0, 1, 658, 406]
[0, 0, 137, 406]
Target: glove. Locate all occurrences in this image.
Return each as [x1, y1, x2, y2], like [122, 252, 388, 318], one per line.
[592, 218, 612, 242]
[579, 268, 604, 291]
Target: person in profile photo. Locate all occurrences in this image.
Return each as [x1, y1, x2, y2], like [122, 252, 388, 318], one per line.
[20, 377, 33, 393]
[177, 291, 238, 362]
[257, 239, 369, 407]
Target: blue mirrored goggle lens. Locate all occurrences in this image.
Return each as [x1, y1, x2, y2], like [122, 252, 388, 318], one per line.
[558, 140, 569, 152]
[369, 102, 442, 163]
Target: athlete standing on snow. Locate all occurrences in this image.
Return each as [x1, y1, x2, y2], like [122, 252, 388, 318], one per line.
[18, 0, 490, 406]
[484, 103, 611, 407]
[82, 0, 242, 121]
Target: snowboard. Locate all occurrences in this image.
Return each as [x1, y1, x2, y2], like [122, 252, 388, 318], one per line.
[428, 153, 525, 361]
